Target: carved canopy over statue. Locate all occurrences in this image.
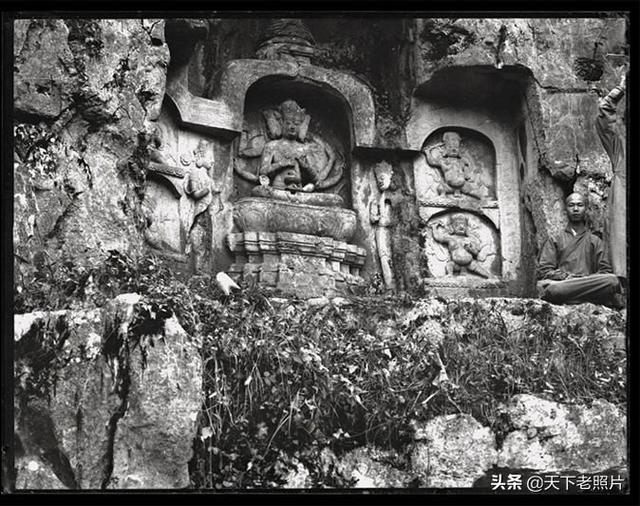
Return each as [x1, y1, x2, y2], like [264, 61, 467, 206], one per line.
[234, 99, 346, 205]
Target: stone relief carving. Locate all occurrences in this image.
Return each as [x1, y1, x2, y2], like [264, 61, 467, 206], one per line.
[255, 19, 316, 65]
[234, 99, 345, 203]
[425, 213, 498, 279]
[143, 123, 219, 268]
[370, 161, 397, 290]
[423, 131, 489, 200]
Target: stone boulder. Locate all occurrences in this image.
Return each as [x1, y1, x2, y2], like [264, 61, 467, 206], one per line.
[497, 394, 627, 474]
[14, 294, 202, 490]
[332, 446, 412, 488]
[109, 317, 203, 489]
[411, 414, 498, 487]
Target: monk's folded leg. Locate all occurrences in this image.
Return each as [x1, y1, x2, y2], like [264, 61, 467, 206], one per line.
[541, 274, 620, 305]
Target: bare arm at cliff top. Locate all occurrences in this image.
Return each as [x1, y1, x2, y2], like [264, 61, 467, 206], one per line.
[595, 73, 626, 179]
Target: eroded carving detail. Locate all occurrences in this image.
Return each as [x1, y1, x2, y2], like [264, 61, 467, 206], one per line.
[370, 161, 397, 290]
[143, 125, 219, 269]
[255, 19, 316, 65]
[234, 99, 345, 202]
[428, 213, 493, 278]
[423, 131, 488, 200]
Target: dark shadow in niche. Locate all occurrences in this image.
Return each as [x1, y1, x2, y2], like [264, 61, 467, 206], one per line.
[414, 65, 528, 120]
[233, 76, 354, 208]
[518, 122, 528, 165]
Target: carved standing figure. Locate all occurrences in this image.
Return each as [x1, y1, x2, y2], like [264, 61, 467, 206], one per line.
[424, 131, 487, 200]
[370, 161, 396, 290]
[430, 214, 492, 278]
[595, 72, 626, 282]
[181, 139, 216, 269]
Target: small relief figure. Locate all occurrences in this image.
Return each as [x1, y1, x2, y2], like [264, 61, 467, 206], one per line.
[423, 131, 488, 200]
[149, 126, 172, 165]
[370, 161, 396, 291]
[234, 99, 344, 194]
[180, 140, 217, 266]
[430, 214, 492, 278]
[182, 139, 214, 203]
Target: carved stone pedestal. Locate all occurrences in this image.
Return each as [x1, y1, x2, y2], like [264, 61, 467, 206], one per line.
[421, 276, 508, 298]
[233, 197, 357, 242]
[227, 231, 366, 298]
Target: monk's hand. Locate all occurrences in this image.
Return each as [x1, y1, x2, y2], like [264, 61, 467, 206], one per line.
[620, 68, 627, 90]
[549, 270, 569, 280]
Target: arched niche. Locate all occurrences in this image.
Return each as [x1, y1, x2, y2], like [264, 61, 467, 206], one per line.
[212, 60, 376, 147]
[232, 77, 354, 207]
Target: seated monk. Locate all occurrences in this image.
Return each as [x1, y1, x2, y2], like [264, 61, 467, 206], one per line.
[536, 192, 623, 308]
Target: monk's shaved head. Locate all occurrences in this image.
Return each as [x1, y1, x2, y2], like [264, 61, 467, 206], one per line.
[565, 192, 587, 205]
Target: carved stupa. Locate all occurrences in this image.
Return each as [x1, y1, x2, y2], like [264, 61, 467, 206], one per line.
[255, 19, 316, 64]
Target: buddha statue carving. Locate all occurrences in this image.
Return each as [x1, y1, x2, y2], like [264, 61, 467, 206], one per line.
[235, 99, 345, 206]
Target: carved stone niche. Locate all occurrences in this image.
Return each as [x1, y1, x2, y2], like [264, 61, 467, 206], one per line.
[418, 127, 499, 227]
[141, 101, 221, 273]
[227, 77, 367, 297]
[409, 66, 533, 296]
[417, 127, 507, 295]
[422, 211, 506, 297]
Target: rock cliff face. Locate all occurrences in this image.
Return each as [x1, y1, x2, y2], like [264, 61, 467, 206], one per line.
[14, 19, 169, 296]
[14, 295, 202, 489]
[13, 16, 627, 295]
[201, 17, 625, 246]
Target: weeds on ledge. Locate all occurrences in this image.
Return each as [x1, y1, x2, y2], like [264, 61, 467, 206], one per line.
[13, 251, 627, 489]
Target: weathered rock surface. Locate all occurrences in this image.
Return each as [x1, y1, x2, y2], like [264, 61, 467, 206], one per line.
[14, 19, 170, 294]
[14, 294, 202, 490]
[109, 317, 203, 489]
[14, 457, 67, 490]
[319, 394, 626, 488]
[15, 308, 116, 489]
[497, 394, 627, 474]
[333, 446, 412, 488]
[412, 18, 626, 174]
[402, 297, 625, 346]
[411, 414, 498, 487]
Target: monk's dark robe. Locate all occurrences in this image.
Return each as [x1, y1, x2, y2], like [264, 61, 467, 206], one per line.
[536, 227, 620, 306]
[596, 85, 626, 279]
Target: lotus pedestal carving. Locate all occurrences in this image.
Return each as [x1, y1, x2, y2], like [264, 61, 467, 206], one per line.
[228, 197, 365, 297]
